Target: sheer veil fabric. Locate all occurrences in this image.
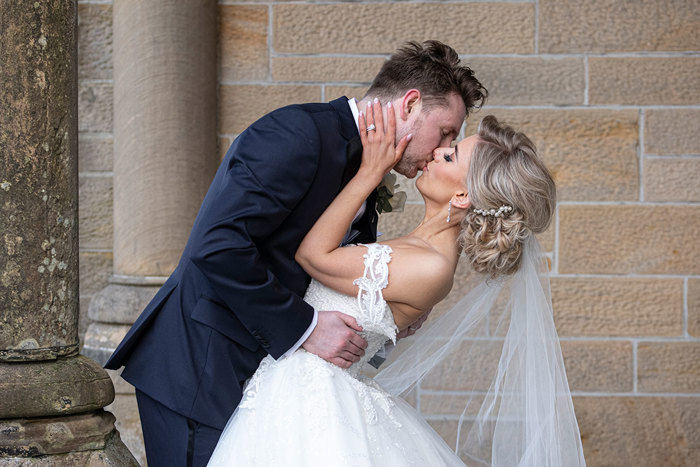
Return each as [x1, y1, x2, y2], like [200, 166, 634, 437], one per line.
[375, 237, 586, 466]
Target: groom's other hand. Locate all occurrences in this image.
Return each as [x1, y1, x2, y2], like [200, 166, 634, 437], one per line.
[396, 307, 432, 340]
[302, 311, 367, 368]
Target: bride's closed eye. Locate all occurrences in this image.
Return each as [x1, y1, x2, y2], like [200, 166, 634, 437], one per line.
[443, 153, 453, 162]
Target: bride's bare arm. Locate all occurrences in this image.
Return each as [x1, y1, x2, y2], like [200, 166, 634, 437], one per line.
[295, 100, 408, 285]
[296, 101, 453, 327]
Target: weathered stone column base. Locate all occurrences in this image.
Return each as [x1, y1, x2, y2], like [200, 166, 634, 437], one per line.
[104, 393, 144, 466]
[0, 411, 138, 466]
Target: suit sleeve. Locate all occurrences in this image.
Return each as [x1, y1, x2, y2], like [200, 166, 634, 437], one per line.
[191, 108, 320, 359]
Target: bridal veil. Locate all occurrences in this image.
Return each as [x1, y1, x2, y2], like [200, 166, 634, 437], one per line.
[375, 236, 586, 466]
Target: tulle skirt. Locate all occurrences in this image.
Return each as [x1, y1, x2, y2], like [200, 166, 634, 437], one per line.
[208, 350, 465, 466]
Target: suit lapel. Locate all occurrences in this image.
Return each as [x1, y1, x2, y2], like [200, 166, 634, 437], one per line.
[340, 136, 362, 190]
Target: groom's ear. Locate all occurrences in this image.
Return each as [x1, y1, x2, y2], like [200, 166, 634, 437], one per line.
[400, 89, 422, 121]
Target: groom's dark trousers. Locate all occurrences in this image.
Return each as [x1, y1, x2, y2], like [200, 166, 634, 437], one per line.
[105, 97, 377, 465]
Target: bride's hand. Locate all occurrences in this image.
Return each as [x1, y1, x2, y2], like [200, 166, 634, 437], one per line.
[358, 98, 411, 184]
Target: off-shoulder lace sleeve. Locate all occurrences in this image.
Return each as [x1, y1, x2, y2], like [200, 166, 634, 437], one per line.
[352, 243, 398, 342]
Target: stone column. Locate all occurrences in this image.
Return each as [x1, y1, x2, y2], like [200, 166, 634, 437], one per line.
[82, 0, 218, 461]
[0, 0, 136, 464]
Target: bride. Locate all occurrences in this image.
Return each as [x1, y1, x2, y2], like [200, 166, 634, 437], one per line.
[208, 103, 585, 466]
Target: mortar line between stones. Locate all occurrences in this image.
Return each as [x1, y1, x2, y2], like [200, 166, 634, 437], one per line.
[404, 336, 699, 343]
[78, 132, 113, 139]
[267, 52, 700, 59]
[79, 171, 114, 177]
[556, 200, 700, 206]
[267, 4, 273, 82]
[552, 273, 700, 279]
[418, 389, 700, 406]
[416, 381, 422, 414]
[218, 0, 535, 5]
[632, 340, 638, 393]
[684, 278, 689, 337]
[79, 78, 113, 84]
[554, 202, 560, 274]
[646, 154, 700, 159]
[407, 200, 700, 207]
[583, 56, 589, 105]
[419, 389, 700, 398]
[534, 0, 539, 54]
[639, 108, 645, 202]
[213, 89, 700, 111]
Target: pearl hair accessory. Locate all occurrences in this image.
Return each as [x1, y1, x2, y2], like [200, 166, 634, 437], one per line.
[473, 205, 513, 218]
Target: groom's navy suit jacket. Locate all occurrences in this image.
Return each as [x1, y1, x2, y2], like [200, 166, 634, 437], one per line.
[105, 97, 378, 430]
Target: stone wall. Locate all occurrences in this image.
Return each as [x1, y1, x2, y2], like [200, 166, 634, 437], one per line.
[78, 0, 700, 464]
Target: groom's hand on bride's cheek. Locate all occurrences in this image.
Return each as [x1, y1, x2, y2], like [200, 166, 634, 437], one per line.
[302, 310, 368, 369]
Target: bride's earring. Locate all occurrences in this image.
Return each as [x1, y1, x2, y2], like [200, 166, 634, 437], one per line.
[446, 201, 452, 223]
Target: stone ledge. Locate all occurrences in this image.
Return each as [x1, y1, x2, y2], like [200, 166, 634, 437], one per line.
[0, 356, 114, 419]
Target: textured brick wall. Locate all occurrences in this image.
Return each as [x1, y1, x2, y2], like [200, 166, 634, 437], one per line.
[77, 1, 113, 342]
[77, 0, 699, 464]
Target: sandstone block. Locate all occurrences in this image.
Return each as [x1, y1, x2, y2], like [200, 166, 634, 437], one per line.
[644, 158, 700, 202]
[559, 205, 700, 274]
[422, 339, 504, 391]
[105, 394, 145, 466]
[638, 342, 700, 393]
[78, 81, 113, 133]
[79, 176, 113, 250]
[560, 341, 633, 392]
[105, 368, 135, 396]
[272, 57, 385, 83]
[82, 322, 130, 367]
[219, 5, 268, 82]
[377, 203, 424, 240]
[88, 283, 160, 324]
[78, 3, 112, 79]
[464, 57, 584, 105]
[273, 3, 534, 54]
[219, 136, 231, 161]
[589, 57, 700, 105]
[573, 396, 700, 466]
[0, 356, 114, 418]
[379, 204, 485, 321]
[79, 250, 113, 297]
[690, 278, 700, 337]
[79, 296, 92, 345]
[540, 0, 700, 53]
[551, 277, 683, 337]
[645, 109, 700, 155]
[79, 135, 113, 173]
[219, 84, 321, 134]
[325, 86, 369, 102]
[468, 109, 639, 201]
[420, 393, 487, 418]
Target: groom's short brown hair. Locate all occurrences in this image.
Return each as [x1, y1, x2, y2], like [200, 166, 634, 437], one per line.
[366, 40, 487, 115]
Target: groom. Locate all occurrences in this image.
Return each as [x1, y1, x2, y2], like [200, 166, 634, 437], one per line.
[106, 40, 486, 466]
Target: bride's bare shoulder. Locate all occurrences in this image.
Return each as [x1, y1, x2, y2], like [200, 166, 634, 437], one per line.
[381, 238, 455, 311]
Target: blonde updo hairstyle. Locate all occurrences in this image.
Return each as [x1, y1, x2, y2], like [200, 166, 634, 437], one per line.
[459, 116, 556, 277]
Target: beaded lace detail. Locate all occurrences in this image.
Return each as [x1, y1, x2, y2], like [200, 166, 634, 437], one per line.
[209, 243, 466, 467]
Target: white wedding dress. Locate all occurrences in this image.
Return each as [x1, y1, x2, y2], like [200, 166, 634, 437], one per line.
[208, 243, 465, 466]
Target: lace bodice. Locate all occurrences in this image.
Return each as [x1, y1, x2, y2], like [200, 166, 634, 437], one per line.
[303, 243, 398, 376]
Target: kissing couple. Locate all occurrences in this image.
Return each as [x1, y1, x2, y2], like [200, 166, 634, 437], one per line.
[107, 40, 586, 466]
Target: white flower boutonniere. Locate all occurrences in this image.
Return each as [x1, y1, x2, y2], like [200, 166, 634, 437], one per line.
[376, 172, 407, 214]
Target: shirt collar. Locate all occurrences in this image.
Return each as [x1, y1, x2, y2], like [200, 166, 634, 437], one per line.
[347, 98, 360, 133]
